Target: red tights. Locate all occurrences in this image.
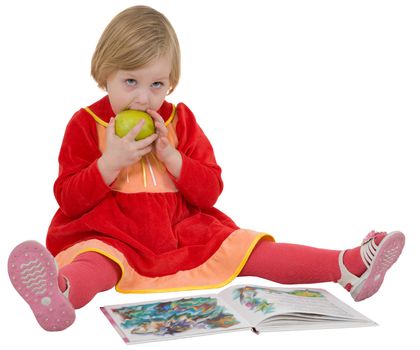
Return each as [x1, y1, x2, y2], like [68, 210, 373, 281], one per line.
[58, 240, 369, 309]
[58, 252, 120, 309]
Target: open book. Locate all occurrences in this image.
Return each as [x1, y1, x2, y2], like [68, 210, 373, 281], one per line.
[101, 284, 376, 344]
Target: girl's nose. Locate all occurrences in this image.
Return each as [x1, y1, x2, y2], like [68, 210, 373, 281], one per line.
[133, 89, 150, 107]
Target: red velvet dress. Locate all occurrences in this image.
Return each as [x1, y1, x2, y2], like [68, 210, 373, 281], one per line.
[47, 96, 272, 293]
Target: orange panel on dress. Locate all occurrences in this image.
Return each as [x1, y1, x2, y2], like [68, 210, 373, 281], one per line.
[96, 114, 179, 194]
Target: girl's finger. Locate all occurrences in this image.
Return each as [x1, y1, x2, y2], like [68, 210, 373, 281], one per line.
[107, 117, 116, 137]
[135, 133, 158, 150]
[138, 145, 153, 157]
[125, 119, 145, 140]
[147, 109, 165, 123]
[157, 137, 169, 150]
[155, 121, 168, 136]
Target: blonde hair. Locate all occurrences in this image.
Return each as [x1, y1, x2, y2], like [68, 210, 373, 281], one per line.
[91, 6, 180, 94]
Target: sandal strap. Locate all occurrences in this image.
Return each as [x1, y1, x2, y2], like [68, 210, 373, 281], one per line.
[61, 276, 71, 299]
[54, 259, 70, 299]
[337, 250, 360, 289]
[361, 237, 379, 268]
[337, 232, 381, 290]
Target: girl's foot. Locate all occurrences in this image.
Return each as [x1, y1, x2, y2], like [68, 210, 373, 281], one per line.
[338, 231, 405, 301]
[8, 241, 75, 331]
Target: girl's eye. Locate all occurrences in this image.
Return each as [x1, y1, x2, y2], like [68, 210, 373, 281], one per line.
[151, 81, 163, 89]
[125, 79, 137, 87]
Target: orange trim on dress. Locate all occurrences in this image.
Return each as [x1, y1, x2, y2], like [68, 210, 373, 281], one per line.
[54, 229, 274, 294]
[84, 104, 177, 127]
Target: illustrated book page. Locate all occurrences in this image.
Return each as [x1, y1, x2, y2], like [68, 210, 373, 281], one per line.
[101, 292, 252, 344]
[218, 284, 377, 332]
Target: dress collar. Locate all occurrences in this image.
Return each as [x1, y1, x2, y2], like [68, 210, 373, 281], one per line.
[85, 95, 175, 125]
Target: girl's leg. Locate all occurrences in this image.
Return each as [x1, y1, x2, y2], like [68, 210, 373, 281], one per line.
[240, 234, 388, 284]
[239, 232, 401, 299]
[58, 251, 121, 309]
[239, 240, 343, 284]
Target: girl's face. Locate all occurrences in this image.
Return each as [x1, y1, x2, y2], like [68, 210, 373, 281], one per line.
[106, 54, 172, 115]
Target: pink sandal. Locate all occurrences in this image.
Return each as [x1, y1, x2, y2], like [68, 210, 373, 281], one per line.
[338, 231, 405, 301]
[8, 240, 75, 331]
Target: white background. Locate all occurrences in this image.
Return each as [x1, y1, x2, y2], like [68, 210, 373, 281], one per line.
[0, 0, 419, 349]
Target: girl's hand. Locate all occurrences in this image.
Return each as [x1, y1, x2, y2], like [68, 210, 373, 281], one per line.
[98, 117, 158, 185]
[148, 109, 182, 178]
[147, 109, 173, 161]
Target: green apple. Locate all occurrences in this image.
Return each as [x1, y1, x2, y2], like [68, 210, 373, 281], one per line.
[114, 109, 155, 140]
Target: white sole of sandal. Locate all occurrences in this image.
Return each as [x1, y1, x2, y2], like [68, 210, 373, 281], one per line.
[351, 231, 405, 301]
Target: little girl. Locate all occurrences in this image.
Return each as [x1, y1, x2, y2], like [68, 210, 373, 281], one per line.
[8, 5, 405, 332]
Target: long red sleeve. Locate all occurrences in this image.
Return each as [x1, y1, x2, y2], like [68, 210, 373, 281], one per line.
[53, 110, 111, 218]
[172, 103, 223, 209]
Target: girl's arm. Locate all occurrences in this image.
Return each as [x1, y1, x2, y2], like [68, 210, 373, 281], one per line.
[53, 110, 111, 218]
[170, 103, 224, 209]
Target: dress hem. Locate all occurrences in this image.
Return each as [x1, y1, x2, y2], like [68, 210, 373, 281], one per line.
[54, 230, 274, 294]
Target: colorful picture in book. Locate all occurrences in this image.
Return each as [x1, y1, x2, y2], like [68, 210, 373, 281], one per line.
[288, 289, 323, 298]
[232, 286, 324, 315]
[110, 297, 240, 337]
